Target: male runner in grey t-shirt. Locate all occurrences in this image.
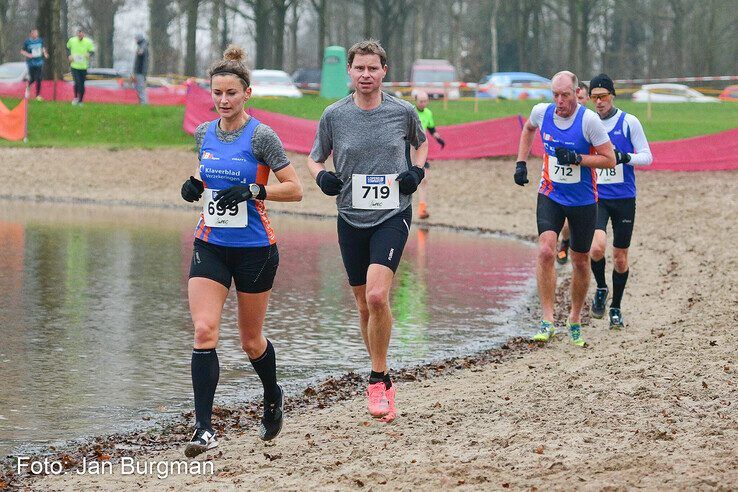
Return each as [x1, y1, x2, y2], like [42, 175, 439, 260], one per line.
[307, 40, 428, 423]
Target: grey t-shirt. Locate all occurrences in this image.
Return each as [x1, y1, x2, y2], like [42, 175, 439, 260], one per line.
[194, 118, 290, 172]
[310, 92, 426, 228]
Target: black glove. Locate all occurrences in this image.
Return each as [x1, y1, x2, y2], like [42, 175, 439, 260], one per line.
[514, 161, 529, 186]
[435, 136, 446, 149]
[397, 166, 425, 195]
[614, 149, 631, 164]
[215, 185, 252, 208]
[554, 147, 582, 165]
[316, 170, 343, 196]
[181, 176, 204, 202]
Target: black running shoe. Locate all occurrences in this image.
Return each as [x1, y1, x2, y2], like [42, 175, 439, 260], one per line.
[591, 287, 608, 319]
[259, 385, 284, 441]
[609, 308, 625, 330]
[184, 428, 218, 458]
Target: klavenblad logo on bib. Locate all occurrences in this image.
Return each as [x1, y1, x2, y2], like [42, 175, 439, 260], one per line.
[366, 176, 386, 185]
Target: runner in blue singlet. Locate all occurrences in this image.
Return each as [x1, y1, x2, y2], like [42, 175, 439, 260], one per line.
[179, 45, 303, 457]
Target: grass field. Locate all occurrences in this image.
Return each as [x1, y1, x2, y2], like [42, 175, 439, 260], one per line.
[1, 95, 736, 149]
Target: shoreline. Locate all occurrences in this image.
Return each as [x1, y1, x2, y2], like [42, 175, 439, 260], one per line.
[1, 198, 547, 489]
[1, 148, 736, 490]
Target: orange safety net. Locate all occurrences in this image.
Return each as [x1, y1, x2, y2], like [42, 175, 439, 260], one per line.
[0, 98, 27, 141]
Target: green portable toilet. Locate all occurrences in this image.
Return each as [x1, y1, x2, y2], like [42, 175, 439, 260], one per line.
[320, 46, 349, 98]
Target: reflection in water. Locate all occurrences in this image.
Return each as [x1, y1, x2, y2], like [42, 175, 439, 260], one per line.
[0, 203, 535, 457]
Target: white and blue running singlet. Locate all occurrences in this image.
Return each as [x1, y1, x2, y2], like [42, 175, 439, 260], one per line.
[597, 111, 636, 200]
[539, 104, 597, 206]
[195, 117, 276, 247]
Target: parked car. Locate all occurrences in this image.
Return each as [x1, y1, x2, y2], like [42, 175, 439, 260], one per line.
[632, 83, 720, 103]
[0, 62, 28, 83]
[63, 68, 131, 89]
[410, 59, 459, 100]
[476, 72, 552, 100]
[291, 68, 321, 88]
[718, 85, 738, 101]
[250, 69, 303, 98]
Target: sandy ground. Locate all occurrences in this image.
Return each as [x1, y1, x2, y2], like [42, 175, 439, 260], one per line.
[1, 147, 737, 490]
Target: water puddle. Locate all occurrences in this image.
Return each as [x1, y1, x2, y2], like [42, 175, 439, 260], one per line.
[0, 202, 535, 456]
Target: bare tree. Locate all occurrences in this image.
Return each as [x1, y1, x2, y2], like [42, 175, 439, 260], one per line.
[37, 0, 67, 79]
[271, 0, 294, 69]
[0, 0, 8, 63]
[310, 0, 326, 65]
[183, 0, 201, 75]
[82, 0, 125, 68]
[288, 0, 300, 72]
[149, 0, 178, 74]
[210, 0, 222, 59]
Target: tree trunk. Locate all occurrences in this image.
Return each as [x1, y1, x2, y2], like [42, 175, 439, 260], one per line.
[184, 0, 200, 76]
[490, 0, 500, 73]
[272, 0, 290, 69]
[0, 0, 7, 64]
[578, 0, 590, 76]
[363, 0, 373, 38]
[288, 0, 299, 71]
[220, 0, 229, 52]
[149, 0, 177, 74]
[83, 0, 123, 68]
[311, 0, 326, 65]
[61, 0, 68, 39]
[210, 0, 221, 59]
[253, 0, 272, 68]
[37, 0, 66, 80]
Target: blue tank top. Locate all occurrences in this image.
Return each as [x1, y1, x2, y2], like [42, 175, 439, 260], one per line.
[597, 111, 636, 200]
[194, 117, 276, 247]
[23, 38, 45, 67]
[538, 104, 597, 206]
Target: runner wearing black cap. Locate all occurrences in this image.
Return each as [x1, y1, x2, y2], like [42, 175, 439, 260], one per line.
[587, 73, 652, 328]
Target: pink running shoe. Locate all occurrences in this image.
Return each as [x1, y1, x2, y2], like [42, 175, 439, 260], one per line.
[366, 382, 389, 417]
[379, 385, 397, 423]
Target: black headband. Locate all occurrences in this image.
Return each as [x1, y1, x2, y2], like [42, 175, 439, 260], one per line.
[210, 69, 249, 85]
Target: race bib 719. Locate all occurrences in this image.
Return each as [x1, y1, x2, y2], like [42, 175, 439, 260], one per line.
[351, 174, 400, 210]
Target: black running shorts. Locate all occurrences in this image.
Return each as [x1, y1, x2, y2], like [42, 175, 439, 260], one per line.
[189, 239, 279, 293]
[596, 197, 636, 249]
[537, 194, 597, 253]
[337, 206, 412, 286]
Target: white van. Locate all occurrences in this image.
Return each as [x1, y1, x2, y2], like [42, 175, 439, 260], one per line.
[410, 59, 459, 100]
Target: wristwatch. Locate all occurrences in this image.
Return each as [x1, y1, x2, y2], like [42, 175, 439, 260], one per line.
[249, 183, 261, 199]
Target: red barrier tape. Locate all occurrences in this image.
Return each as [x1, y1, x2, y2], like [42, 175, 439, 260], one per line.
[0, 80, 186, 105]
[184, 84, 738, 170]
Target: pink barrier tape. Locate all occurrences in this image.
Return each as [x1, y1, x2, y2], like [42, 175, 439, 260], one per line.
[184, 85, 738, 170]
[614, 75, 738, 84]
[0, 80, 186, 105]
[646, 128, 738, 171]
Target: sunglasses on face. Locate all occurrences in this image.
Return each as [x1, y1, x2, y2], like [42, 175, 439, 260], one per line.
[590, 93, 612, 102]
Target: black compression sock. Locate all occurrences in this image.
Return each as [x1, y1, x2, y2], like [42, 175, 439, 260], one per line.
[250, 339, 280, 402]
[591, 258, 607, 289]
[383, 373, 393, 390]
[611, 269, 629, 309]
[191, 348, 220, 431]
[369, 370, 384, 385]
[561, 239, 570, 249]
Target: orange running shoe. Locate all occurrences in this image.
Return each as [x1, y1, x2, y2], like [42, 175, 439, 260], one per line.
[366, 382, 389, 417]
[379, 385, 397, 423]
[418, 202, 429, 219]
